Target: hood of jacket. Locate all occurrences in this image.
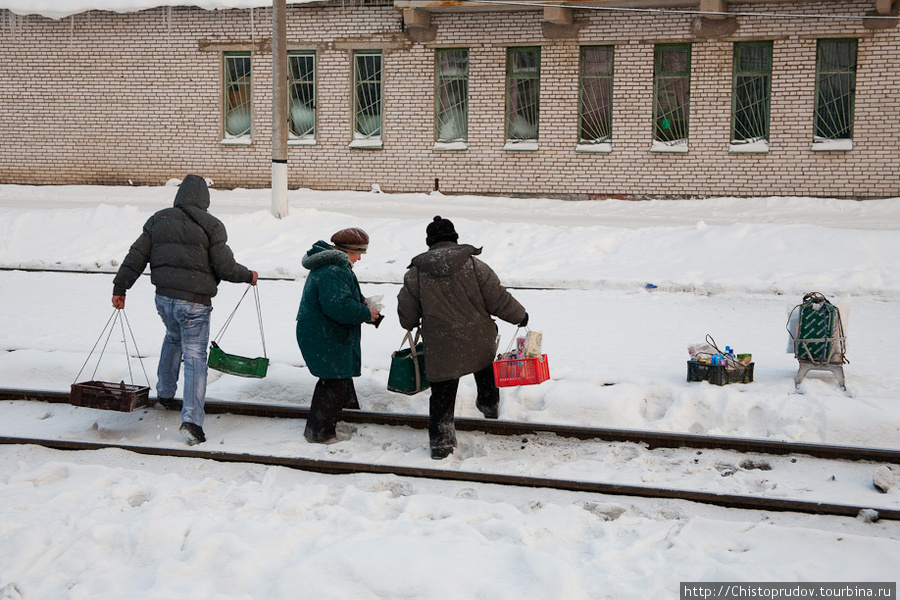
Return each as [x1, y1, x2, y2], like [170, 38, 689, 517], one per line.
[409, 242, 481, 278]
[173, 174, 211, 211]
[302, 240, 350, 271]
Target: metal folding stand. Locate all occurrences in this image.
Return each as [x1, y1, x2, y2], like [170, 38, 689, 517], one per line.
[795, 351, 846, 390]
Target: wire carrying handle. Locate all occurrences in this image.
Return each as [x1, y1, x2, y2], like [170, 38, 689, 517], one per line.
[212, 284, 267, 358]
[500, 326, 529, 355]
[73, 308, 150, 386]
[704, 333, 724, 356]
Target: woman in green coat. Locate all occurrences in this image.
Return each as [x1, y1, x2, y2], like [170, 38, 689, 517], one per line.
[296, 228, 380, 443]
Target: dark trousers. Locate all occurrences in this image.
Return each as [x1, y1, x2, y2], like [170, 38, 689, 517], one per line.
[429, 365, 499, 449]
[304, 378, 358, 442]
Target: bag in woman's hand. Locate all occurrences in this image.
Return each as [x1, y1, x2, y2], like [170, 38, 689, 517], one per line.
[387, 329, 429, 395]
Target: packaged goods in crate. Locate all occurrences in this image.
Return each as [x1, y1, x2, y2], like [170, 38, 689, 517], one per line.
[494, 354, 550, 387]
[494, 328, 549, 387]
[523, 331, 543, 358]
[686, 335, 753, 385]
[686, 360, 754, 386]
[70, 380, 152, 412]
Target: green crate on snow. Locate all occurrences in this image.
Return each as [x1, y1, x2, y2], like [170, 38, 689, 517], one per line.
[208, 341, 269, 378]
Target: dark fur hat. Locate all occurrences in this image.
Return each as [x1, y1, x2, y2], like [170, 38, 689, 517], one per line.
[331, 227, 369, 253]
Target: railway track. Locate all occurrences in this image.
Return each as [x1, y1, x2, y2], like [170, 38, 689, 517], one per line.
[2, 388, 898, 464]
[4, 434, 898, 521]
[2, 387, 899, 521]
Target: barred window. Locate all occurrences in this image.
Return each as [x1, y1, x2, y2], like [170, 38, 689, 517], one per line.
[653, 44, 691, 148]
[352, 50, 382, 145]
[506, 47, 541, 144]
[288, 51, 316, 141]
[435, 48, 469, 145]
[731, 41, 772, 149]
[224, 52, 251, 139]
[814, 39, 857, 145]
[579, 46, 614, 146]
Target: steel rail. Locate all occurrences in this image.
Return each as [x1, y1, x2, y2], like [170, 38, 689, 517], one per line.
[2, 388, 899, 464]
[0, 267, 559, 290]
[0, 434, 897, 521]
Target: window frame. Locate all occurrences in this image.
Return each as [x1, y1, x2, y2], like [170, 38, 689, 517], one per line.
[730, 41, 773, 153]
[434, 48, 469, 150]
[577, 45, 615, 152]
[288, 50, 316, 144]
[652, 43, 692, 152]
[812, 38, 857, 151]
[222, 51, 252, 143]
[350, 49, 383, 149]
[505, 46, 541, 149]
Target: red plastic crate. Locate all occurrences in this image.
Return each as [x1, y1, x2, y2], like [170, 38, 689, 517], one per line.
[493, 354, 550, 387]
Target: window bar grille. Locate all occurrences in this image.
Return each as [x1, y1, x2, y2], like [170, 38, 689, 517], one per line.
[354, 51, 382, 139]
[435, 49, 469, 143]
[288, 52, 316, 139]
[224, 52, 251, 138]
[653, 45, 691, 145]
[732, 42, 772, 144]
[579, 46, 614, 144]
[506, 47, 541, 142]
[814, 39, 856, 141]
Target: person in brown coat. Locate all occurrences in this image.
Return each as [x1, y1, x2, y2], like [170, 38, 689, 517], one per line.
[397, 216, 528, 459]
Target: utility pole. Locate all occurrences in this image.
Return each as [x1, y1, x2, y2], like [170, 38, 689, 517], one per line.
[271, 0, 289, 218]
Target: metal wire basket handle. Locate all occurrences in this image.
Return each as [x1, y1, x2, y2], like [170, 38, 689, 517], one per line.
[73, 308, 150, 386]
[211, 284, 267, 358]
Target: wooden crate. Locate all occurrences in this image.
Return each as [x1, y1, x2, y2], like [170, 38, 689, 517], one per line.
[70, 380, 152, 412]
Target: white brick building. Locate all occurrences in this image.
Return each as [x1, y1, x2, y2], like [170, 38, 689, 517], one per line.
[1, 0, 898, 198]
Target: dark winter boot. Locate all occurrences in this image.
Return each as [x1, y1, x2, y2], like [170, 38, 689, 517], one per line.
[180, 422, 206, 446]
[343, 380, 361, 410]
[429, 378, 459, 453]
[474, 365, 500, 419]
[157, 397, 179, 410]
[305, 378, 353, 443]
[431, 446, 454, 460]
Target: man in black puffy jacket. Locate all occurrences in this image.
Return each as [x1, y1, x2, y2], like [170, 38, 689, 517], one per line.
[112, 174, 257, 445]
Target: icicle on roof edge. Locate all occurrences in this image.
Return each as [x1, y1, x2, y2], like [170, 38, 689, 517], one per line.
[1, 0, 327, 21]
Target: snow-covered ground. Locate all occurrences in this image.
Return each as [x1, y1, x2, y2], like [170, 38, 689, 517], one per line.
[0, 183, 898, 599]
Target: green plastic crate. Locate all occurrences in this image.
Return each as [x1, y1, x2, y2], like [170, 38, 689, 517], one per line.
[207, 342, 269, 378]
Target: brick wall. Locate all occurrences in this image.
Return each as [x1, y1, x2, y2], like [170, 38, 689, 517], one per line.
[0, 1, 897, 198]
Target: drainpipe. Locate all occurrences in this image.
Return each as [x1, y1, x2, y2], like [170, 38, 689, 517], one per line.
[271, 0, 289, 218]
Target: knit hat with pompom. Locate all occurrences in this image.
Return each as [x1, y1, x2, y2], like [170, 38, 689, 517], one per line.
[425, 216, 458, 247]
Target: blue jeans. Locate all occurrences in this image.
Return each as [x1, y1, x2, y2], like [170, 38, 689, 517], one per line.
[155, 295, 212, 427]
